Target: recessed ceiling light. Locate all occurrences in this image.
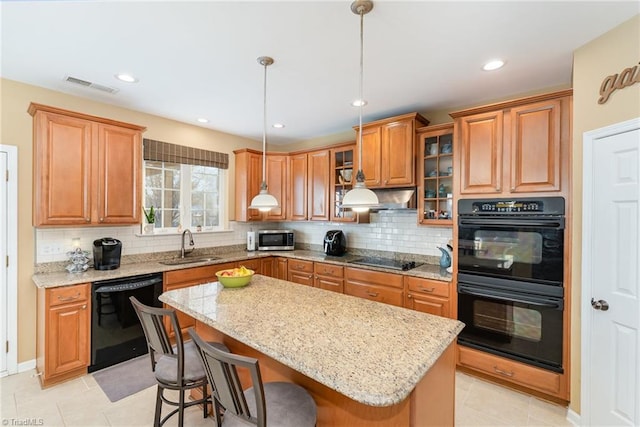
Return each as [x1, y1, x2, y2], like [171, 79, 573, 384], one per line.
[351, 99, 368, 107]
[115, 73, 138, 83]
[272, 123, 285, 129]
[197, 118, 209, 123]
[482, 60, 505, 71]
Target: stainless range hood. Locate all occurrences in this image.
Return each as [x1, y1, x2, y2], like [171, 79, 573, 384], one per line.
[370, 188, 416, 210]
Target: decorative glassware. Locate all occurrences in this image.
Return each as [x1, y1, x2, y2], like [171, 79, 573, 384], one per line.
[66, 247, 91, 273]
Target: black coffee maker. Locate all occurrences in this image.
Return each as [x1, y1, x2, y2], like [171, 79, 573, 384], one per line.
[93, 237, 122, 270]
[324, 230, 347, 256]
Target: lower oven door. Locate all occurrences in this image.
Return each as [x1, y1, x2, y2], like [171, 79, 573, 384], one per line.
[457, 281, 564, 372]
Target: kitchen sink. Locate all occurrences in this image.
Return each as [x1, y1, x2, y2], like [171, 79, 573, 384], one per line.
[159, 256, 220, 266]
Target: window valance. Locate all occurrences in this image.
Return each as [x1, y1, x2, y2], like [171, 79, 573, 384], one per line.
[143, 138, 229, 169]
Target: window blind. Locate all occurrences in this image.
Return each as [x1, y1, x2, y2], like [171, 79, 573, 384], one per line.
[143, 138, 229, 169]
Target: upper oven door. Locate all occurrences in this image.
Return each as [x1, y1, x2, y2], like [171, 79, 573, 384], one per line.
[458, 216, 564, 285]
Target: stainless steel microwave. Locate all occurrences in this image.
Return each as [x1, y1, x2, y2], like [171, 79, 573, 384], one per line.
[257, 230, 295, 251]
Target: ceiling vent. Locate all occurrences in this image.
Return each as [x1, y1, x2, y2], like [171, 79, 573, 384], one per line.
[64, 76, 119, 94]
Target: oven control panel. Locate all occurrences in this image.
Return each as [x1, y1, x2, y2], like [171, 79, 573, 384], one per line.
[473, 200, 543, 213]
[459, 197, 565, 216]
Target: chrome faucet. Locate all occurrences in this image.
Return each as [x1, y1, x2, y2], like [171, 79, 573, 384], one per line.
[181, 229, 195, 258]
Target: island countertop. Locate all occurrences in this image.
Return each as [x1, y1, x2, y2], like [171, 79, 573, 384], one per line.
[160, 274, 464, 407]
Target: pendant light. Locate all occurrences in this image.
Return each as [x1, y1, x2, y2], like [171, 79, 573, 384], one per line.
[341, 0, 379, 213]
[249, 56, 279, 212]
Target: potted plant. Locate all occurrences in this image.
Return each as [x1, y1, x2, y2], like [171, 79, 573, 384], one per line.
[142, 206, 156, 234]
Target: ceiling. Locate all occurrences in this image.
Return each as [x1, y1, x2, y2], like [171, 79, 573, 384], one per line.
[2, 1, 638, 145]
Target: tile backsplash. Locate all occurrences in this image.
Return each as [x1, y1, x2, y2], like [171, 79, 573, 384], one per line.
[36, 210, 451, 264]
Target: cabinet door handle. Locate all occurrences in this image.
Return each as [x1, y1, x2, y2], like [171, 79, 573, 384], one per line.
[57, 293, 81, 302]
[82, 304, 87, 310]
[419, 287, 435, 293]
[99, 217, 104, 222]
[495, 185, 501, 192]
[407, 294, 413, 299]
[366, 291, 379, 297]
[85, 217, 91, 222]
[493, 366, 514, 377]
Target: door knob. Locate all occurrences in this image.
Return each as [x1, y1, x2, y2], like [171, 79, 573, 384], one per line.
[591, 298, 610, 311]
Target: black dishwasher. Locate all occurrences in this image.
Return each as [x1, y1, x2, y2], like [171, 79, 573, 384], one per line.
[89, 273, 163, 373]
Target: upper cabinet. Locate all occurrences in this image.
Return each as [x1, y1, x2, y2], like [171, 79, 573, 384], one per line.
[451, 90, 572, 197]
[288, 149, 330, 221]
[330, 143, 357, 222]
[354, 113, 429, 188]
[29, 103, 145, 227]
[234, 149, 288, 222]
[417, 124, 454, 226]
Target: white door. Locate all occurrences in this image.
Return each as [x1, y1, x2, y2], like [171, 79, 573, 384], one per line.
[582, 119, 640, 426]
[0, 145, 17, 377]
[0, 150, 7, 375]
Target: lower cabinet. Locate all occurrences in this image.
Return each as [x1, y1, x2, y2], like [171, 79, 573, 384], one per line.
[276, 257, 288, 280]
[457, 345, 567, 399]
[238, 258, 261, 274]
[260, 257, 276, 277]
[314, 262, 344, 293]
[287, 259, 314, 286]
[344, 267, 404, 307]
[36, 283, 91, 387]
[404, 276, 451, 318]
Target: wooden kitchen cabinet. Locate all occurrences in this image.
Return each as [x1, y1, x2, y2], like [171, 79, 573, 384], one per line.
[239, 258, 261, 274]
[404, 276, 451, 318]
[288, 149, 330, 221]
[276, 257, 288, 280]
[259, 257, 275, 277]
[354, 113, 429, 188]
[29, 103, 145, 227]
[234, 149, 287, 222]
[314, 262, 344, 293]
[344, 267, 404, 307]
[417, 124, 454, 226]
[458, 345, 567, 399]
[287, 259, 314, 286]
[451, 90, 571, 197]
[36, 283, 91, 387]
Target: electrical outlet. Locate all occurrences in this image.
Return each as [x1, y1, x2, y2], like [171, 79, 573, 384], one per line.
[41, 244, 51, 255]
[51, 243, 64, 254]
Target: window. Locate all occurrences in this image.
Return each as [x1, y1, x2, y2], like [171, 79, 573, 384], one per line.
[142, 138, 229, 232]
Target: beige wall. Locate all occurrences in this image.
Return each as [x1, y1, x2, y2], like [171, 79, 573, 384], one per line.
[571, 14, 640, 414]
[0, 78, 261, 363]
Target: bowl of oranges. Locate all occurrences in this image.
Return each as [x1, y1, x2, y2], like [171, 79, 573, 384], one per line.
[215, 265, 255, 288]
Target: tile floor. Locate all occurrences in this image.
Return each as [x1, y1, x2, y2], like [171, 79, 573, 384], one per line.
[0, 369, 572, 426]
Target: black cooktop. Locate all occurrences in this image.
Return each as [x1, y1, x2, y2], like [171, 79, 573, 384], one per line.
[348, 257, 423, 271]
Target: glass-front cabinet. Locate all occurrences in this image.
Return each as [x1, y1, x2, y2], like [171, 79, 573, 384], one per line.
[417, 124, 453, 226]
[330, 143, 356, 222]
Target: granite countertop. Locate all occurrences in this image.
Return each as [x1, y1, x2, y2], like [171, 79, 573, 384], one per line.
[160, 275, 464, 407]
[32, 249, 451, 289]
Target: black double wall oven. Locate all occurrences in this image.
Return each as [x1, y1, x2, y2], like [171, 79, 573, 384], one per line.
[457, 197, 565, 373]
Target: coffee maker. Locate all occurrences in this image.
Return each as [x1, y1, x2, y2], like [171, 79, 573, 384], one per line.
[324, 230, 347, 256]
[93, 237, 122, 270]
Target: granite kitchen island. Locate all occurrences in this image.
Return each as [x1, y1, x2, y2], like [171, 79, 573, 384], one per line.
[160, 275, 464, 426]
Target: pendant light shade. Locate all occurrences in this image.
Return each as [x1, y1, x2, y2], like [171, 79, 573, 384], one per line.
[341, 0, 379, 212]
[249, 56, 279, 212]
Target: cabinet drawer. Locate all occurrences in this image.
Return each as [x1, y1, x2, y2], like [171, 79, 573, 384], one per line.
[345, 267, 403, 289]
[48, 284, 89, 307]
[344, 282, 403, 307]
[405, 276, 450, 298]
[315, 277, 344, 294]
[288, 259, 314, 273]
[458, 345, 562, 396]
[164, 265, 219, 285]
[288, 270, 314, 286]
[314, 262, 344, 278]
